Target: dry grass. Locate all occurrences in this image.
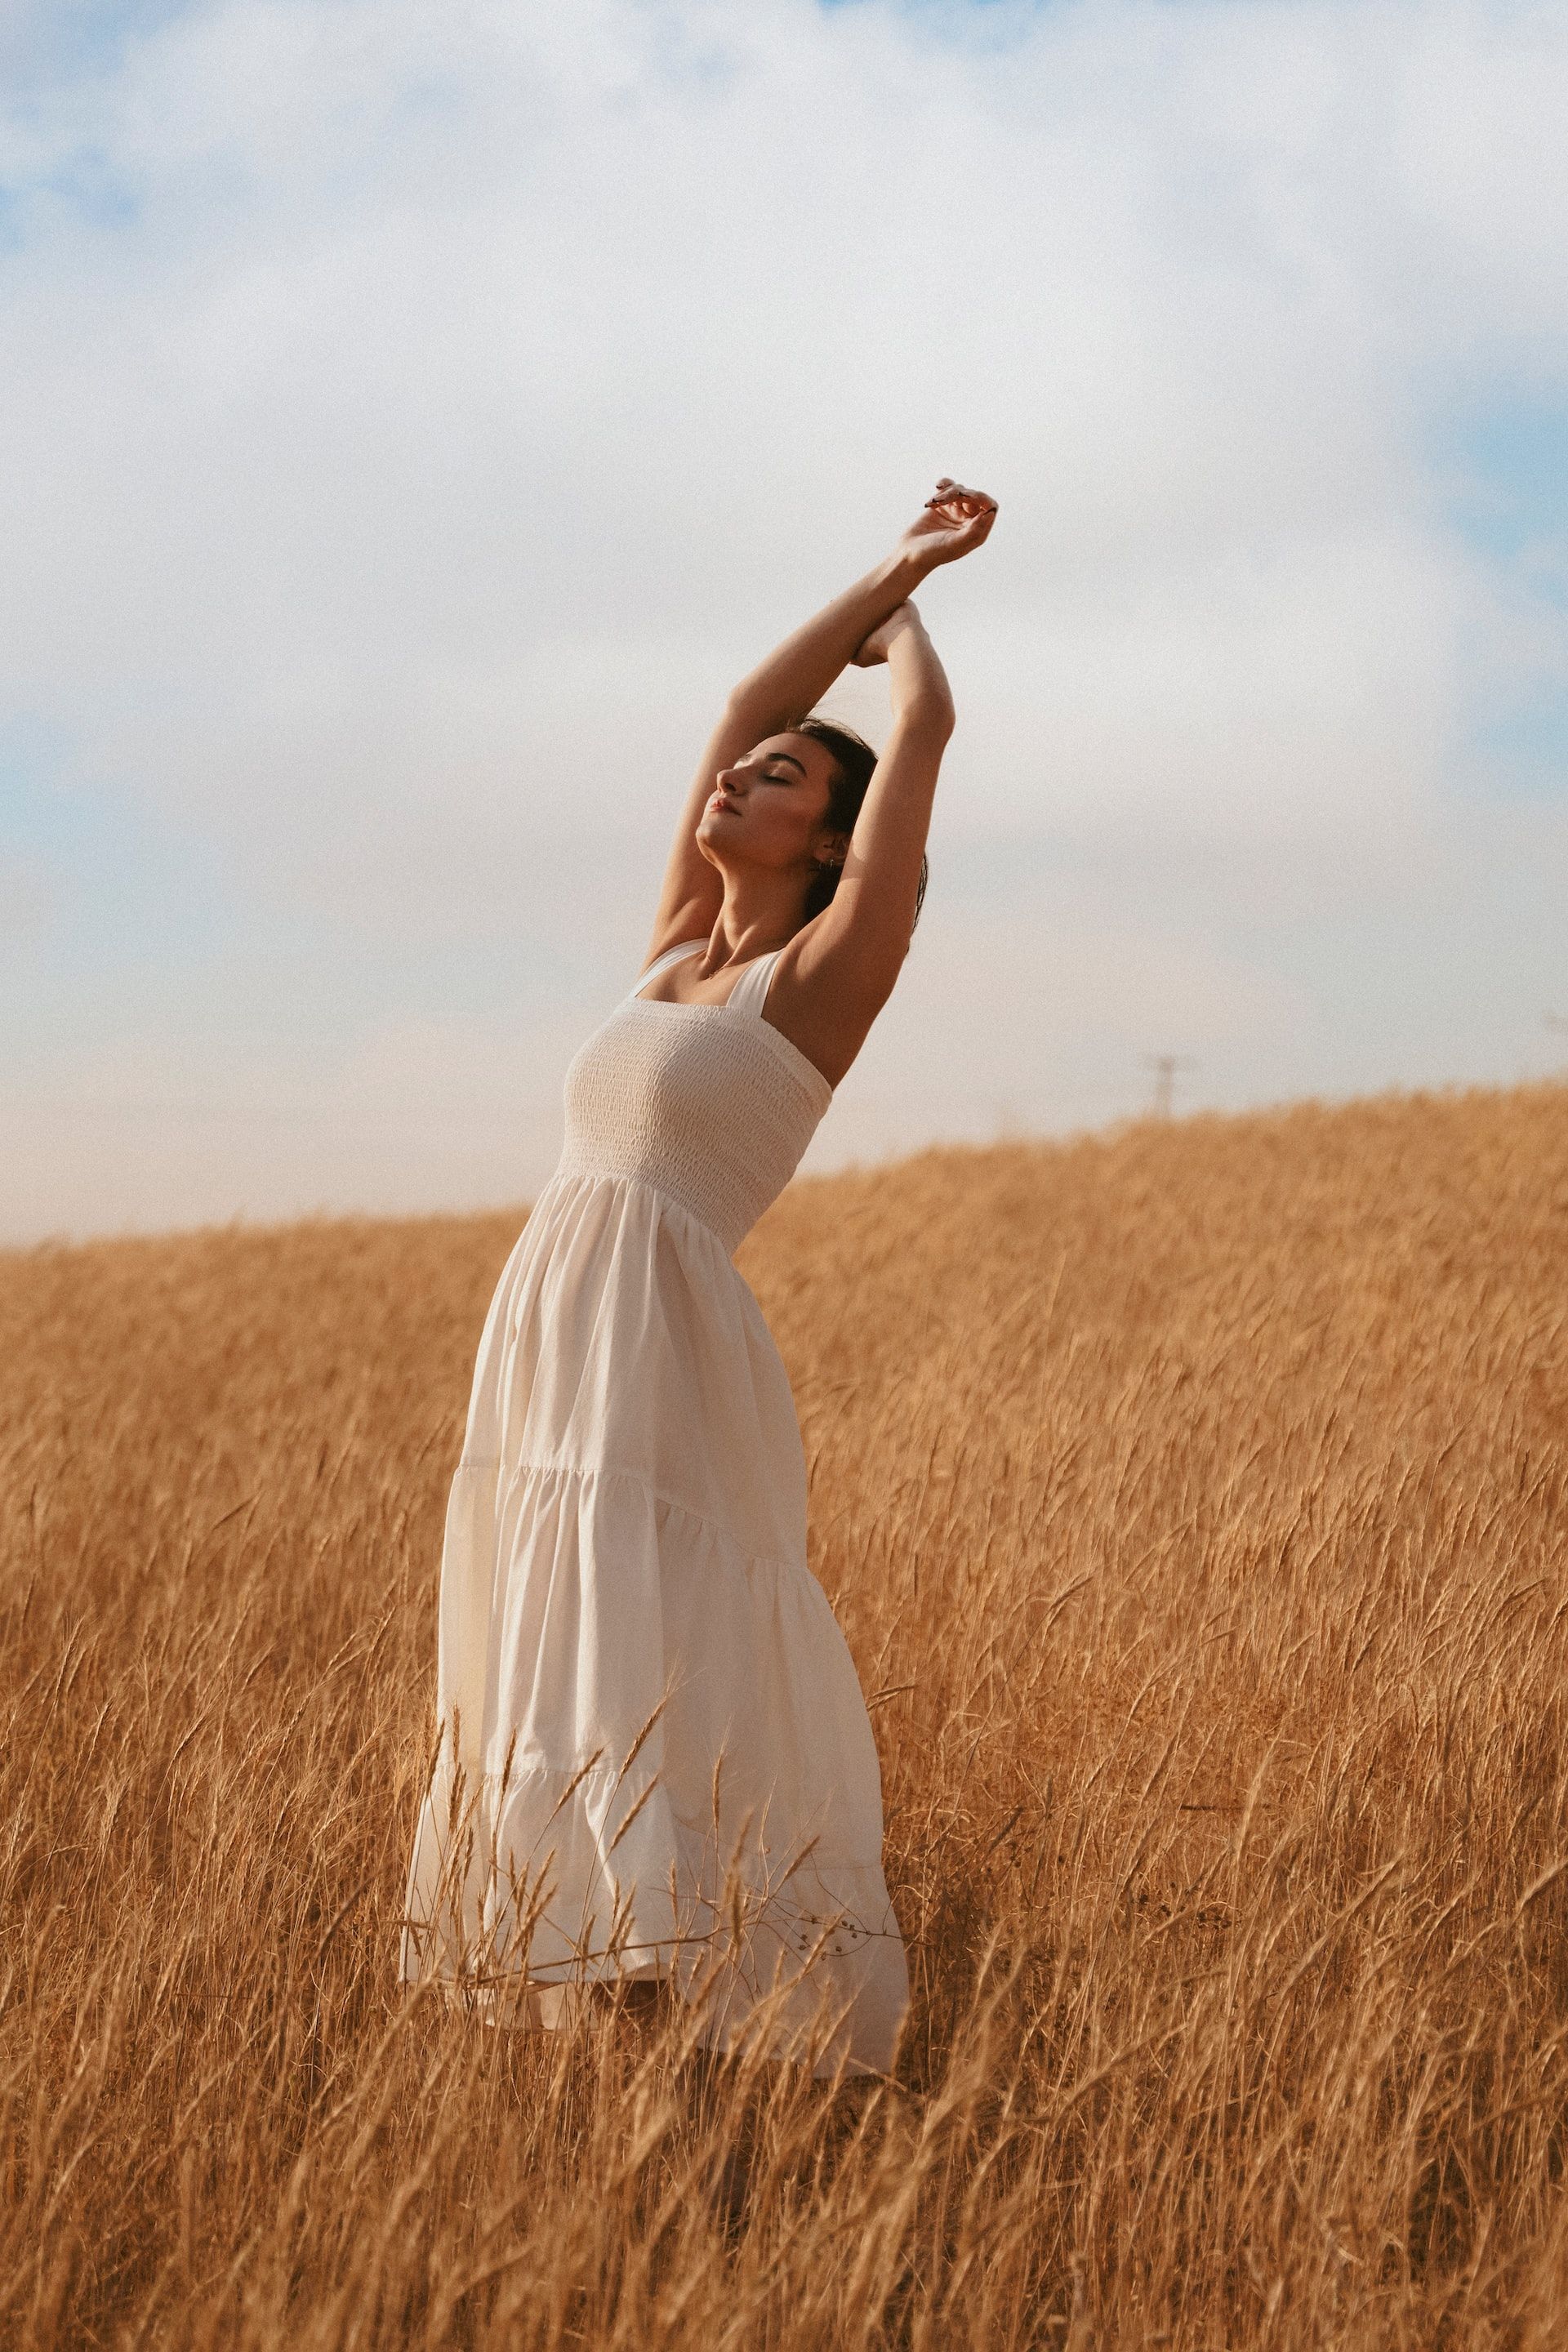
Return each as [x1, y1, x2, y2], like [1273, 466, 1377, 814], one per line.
[4, 1080, 1568, 2349]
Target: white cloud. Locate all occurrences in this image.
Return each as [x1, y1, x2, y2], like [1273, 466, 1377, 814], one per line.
[2, 0, 1567, 1237]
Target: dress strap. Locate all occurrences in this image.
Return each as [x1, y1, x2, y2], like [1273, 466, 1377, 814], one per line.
[627, 941, 703, 1001]
[723, 950, 783, 1022]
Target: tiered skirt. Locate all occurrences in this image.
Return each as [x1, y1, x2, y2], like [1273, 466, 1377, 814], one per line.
[400, 1169, 909, 2076]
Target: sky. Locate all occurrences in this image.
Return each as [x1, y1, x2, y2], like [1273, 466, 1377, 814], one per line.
[2, 0, 1566, 1245]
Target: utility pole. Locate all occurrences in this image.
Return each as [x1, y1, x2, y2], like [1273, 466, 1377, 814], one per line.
[1143, 1054, 1198, 1120]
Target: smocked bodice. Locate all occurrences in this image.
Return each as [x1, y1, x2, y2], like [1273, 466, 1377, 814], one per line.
[554, 950, 833, 1254]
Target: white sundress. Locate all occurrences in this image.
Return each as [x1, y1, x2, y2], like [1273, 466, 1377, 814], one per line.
[400, 941, 910, 2076]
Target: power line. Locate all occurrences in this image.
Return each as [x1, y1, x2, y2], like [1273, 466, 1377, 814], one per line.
[1143, 1053, 1198, 1120]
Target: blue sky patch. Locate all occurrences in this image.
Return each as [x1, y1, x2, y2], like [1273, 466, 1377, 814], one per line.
[1441, 398, 1568, 797]
[1446, 399, 1568, 587]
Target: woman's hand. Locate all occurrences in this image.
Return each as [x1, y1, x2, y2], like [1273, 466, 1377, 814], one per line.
[853, 598, 953, 733]
[851, 600, 923, 668]
[896, 479, 998, 572]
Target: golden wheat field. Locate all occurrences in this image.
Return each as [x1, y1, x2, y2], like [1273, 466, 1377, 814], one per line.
[5, 1080, 1568, 2349]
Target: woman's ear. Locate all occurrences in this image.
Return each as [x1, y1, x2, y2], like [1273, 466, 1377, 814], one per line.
[814, 831, 851, 871]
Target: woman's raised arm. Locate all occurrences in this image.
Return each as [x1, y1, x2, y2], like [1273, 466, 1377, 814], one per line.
[769, 602, 960, 1084]
[645, 483, 997, 964]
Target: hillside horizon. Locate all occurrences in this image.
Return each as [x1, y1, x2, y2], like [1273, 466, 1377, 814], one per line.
[9, 1068, 1561, 1263]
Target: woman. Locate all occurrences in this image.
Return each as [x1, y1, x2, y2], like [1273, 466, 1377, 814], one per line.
[402, 479, 998, 2078]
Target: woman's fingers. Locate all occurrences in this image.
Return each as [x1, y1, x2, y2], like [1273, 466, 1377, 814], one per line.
[925, 480, 997, 518]
[903, 479, 999, 564]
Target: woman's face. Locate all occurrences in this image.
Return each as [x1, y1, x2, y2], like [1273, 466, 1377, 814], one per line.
[695, 733, 846, 884]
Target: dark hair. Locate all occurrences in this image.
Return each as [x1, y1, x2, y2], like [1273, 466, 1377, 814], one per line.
[792, 716, 929, 932]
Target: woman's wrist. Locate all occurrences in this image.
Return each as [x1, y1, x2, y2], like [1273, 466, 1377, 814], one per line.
[888, 626, 952, 726]
[875, 548, 936, 602]
[886, 614, 941, 673]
